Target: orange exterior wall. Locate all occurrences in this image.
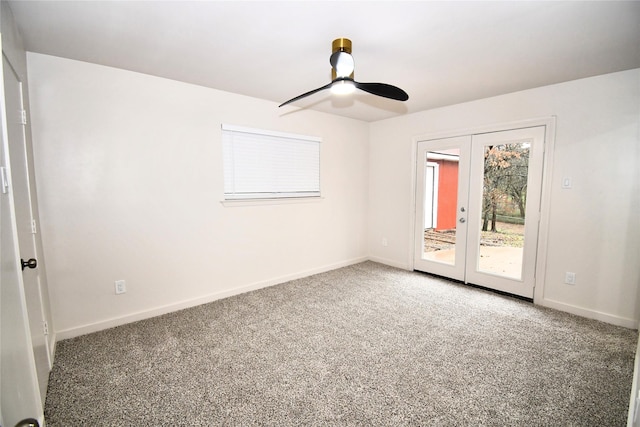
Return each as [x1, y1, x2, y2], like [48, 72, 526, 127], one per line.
[435, 160, 458, 231]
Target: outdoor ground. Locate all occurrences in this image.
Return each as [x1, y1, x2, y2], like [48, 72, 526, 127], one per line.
[423, 221, 526, 278]
[424, 221, 524, 252]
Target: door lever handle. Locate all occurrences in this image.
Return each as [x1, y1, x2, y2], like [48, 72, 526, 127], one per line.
[21, 258, 37, 271]
[459, 218, 466, 223]
[15, 418, 40, 427]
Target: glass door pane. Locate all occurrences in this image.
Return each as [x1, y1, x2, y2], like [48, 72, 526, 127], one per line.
[477, 142, 530, 279]
[423, 149, 460, 266]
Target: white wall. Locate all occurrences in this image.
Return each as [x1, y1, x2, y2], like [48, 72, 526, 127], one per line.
[26, 53, 370, 339]
[26, 50, 640, 335]
[369, 69, 640, 328]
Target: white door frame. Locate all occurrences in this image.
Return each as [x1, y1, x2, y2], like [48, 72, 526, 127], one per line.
[410, 117, 556, 304]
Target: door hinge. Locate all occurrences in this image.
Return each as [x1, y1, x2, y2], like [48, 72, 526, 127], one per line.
[43, 321, 49, 336]
[0, 167, 8, 194]
[20, 109, 28, 125]
[31, 219, 37, 234]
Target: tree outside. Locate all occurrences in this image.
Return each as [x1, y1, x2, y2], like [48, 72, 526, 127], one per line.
[476, 143, 529, 251]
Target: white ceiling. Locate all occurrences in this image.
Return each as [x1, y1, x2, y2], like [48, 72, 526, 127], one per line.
[7, 1, 640, 122]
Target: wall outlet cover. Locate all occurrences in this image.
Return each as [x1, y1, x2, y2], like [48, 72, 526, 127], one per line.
[115, 280, 126, 294]
[565, 272, 576, 285]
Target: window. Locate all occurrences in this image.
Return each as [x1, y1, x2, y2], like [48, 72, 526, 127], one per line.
[221, 124, 321, 200]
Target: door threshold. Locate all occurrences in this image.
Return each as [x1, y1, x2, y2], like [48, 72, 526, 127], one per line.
[414, 270, 533, 303]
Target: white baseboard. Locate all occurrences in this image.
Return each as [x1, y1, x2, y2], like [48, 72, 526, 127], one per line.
[538, 297, 638, 329]
[54, 257, 638, 341]
[368, 255, 412, 271]
[55, 256, 368, 340]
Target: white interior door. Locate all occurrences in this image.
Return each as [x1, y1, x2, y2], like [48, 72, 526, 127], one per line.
[3, 55, 50, 401]
[0, 57, 43, 426]
[415, 126, 546, 299]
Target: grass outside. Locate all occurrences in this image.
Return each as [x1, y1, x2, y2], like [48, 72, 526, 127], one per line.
[480, 221, 524, 248]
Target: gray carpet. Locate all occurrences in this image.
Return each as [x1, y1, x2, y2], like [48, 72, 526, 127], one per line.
[45, 262, 637, 426]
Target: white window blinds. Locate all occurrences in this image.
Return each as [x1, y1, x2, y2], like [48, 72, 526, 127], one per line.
[222, 124, 321, 200]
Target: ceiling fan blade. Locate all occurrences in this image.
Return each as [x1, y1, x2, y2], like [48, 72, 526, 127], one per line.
[354, 81, 409, 101]
[279, 82, 333, 107]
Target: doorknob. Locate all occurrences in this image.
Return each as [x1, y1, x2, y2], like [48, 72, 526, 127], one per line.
[21, 258, 37, 271]
[15, 418, 39, 427]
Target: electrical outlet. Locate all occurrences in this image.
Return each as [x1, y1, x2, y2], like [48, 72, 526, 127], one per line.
[564, 272, 576, 285]
[115, 280, 126, 294]
[382, 237, 388, 247]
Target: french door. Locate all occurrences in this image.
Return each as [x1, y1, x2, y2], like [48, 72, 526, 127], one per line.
[414, 126, 546, 299]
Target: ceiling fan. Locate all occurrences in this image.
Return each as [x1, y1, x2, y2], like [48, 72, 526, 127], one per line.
[279, 38, 409, 108]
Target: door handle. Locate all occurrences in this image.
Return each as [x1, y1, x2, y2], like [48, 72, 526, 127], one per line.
[459, 218, 466, 223]
[15, 418, 39, 427]
[21, 258, 37, 271]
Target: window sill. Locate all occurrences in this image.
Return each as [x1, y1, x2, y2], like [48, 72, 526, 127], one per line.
[220, 197, 324, 207]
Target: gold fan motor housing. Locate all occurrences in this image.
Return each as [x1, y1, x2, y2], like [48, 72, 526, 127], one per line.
[331, 38, 354, 80]
[332, 38, 352, 54]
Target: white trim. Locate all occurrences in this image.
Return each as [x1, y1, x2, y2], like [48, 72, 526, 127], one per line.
[221, 196, 323, 207]
[368, 255, 413, 271]
[55, 256, 368, 340]
[223, 192, 321, 201]
[408, 136, 419, 270]
[425, 153, 460, 162]
[538, 297, 638, 329]
[221, 123, 322, 143]
[533, 118, 556, 305]
[414, 116, 557, 143]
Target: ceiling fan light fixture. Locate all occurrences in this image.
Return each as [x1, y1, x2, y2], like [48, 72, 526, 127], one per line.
[331, 79, 355, 95]
[278, 38, 408, 108]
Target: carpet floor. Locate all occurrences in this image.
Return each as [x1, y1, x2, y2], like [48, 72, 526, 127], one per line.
[45, 262, 637, 426]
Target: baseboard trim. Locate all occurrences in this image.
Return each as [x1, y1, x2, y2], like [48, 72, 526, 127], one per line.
[55, 256, 368, 340]
[54, 258, 638, 340]
[367, 256, 412, 271]
[539, 297, 638, 329]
